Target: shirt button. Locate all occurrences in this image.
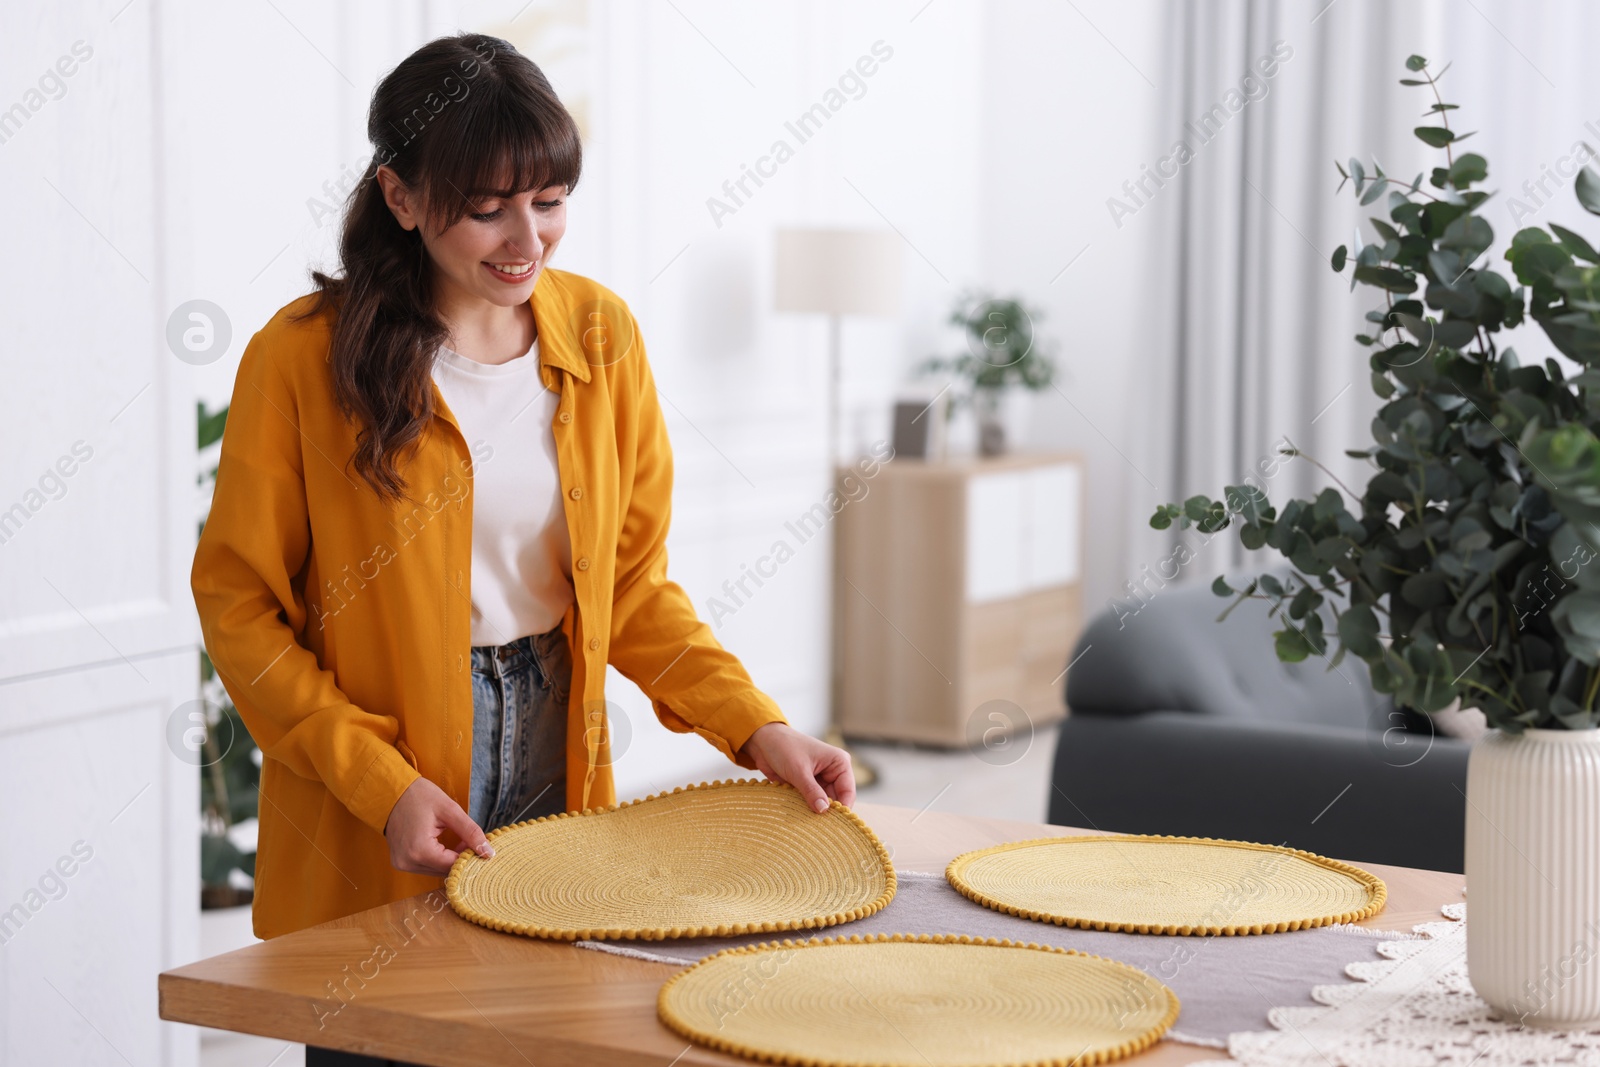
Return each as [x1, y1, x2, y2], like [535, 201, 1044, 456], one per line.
[457, 654, 463, 672]
[558, 411, 572, 424]
[569, 487, 583, 500]
[588, 637, 600, 651]
[576, 557, 590, 571]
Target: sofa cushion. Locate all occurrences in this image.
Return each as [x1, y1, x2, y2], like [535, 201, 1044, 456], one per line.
[1050, 711, 1469, 872]
[1066, 579, 1393, 734]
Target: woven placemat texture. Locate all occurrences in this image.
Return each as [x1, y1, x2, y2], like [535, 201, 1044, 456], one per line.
[446, 778, 894, 940]
[578, 871, 1416, 1048]
[947, 835, 1385, 935]
[658, 933, 1179, 1067]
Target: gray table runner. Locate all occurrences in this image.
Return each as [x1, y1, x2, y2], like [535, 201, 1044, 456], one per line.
[574, 870, 1420, 1047]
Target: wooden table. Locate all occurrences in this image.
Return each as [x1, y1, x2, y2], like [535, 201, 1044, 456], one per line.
[159, 800, 1465, 1066]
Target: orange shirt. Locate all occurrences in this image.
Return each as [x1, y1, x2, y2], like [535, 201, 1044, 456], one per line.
[192, 267, 789, 940]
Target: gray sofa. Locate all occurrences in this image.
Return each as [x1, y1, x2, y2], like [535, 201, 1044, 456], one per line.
[1048, 581, 1470, 872]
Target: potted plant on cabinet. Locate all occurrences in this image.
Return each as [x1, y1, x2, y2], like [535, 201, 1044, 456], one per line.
[917, 291, 1058, 456]
[1153, 56, 1600, 1029]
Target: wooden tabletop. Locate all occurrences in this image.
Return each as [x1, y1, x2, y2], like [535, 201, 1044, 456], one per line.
[159, 800, 1465, 1066]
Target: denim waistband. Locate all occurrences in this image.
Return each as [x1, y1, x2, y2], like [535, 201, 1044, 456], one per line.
[470, 622, 565, 673]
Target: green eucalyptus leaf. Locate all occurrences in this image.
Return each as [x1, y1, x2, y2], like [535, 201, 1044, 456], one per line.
[1354, 265, 1419, 293]
[1433, 319, 1479, 348]
[1508, 237, 1574, 287]
[1549, 694, 1595, 730]
[1337, 602, 1382, 657]
[1473, 269, 1513, 301]
[1225, 483, 1272, 524]
[1552, 591, 1600, 666]
[1275, 627, 1311, 663]
[1549, 523, 1600, 589]
[1402, 571, 1455, 608]
[1289, 584, 1320, 620]
[1428, 249, 1461, 281]
[1183, 495, 1214, 522]
[1447, 153, 1488, 186]
[1427, 279, 1480, 316]
[1577, 165, 1600, 216]
[1394, 311, 1432, 344]
[1550, 223, 1600, 264]
[1441, 214, 1493, 258]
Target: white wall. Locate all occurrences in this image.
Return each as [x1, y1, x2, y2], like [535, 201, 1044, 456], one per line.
[974, 0, 1164, 615]
[2, 2, 201, 1064]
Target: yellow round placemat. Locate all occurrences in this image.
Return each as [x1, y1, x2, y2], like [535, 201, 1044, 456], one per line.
[947, 834, 1385, 935]
[446, 778, 894, 940]
[658, 933, 1179, 1067]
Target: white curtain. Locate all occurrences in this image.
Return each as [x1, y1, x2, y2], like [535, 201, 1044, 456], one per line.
[1125, 0, 1600, 586]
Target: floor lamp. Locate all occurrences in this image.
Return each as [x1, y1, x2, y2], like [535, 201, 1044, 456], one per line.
[774, 228, 903, 790]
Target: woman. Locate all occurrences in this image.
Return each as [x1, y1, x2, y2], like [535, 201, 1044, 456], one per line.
[192, 29, 855, 981]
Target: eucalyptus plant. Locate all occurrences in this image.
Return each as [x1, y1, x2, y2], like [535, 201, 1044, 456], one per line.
[1152, 55, 1600, 733]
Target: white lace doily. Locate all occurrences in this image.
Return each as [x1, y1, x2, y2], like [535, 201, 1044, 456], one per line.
[1193, 903, 1600, 1066]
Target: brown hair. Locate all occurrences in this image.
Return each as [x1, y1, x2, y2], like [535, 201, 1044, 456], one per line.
[293, 32, 582, 506]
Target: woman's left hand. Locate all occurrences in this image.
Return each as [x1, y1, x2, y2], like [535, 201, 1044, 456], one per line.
[739, 723, 857, 813]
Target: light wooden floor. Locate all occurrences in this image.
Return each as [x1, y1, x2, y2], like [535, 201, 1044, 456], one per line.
[846, 722, 1061, 833]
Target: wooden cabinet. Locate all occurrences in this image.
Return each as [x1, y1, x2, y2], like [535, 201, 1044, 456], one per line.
[833, 451, 1084, 746]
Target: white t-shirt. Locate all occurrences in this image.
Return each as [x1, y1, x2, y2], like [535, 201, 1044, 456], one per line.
[431, 338, 575, 646]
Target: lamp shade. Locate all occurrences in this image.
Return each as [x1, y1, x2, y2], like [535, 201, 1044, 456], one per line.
[774, 228, 902, 316]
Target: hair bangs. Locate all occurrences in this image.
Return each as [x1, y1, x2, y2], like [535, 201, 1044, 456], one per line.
[419, 78, 582, 230]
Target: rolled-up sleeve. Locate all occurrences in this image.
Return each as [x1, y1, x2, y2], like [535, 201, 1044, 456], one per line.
[191, 332, 419, 835]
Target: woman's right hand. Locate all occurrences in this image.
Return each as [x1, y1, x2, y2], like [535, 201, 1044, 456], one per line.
[383, 776, 495, 876]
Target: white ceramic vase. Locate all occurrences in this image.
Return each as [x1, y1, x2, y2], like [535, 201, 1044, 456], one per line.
[1465, 726, 1600, 1028]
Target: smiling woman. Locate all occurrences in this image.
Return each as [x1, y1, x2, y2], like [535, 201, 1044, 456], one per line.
[189, 34, 856, 1065]
[295, 32, 584, 500]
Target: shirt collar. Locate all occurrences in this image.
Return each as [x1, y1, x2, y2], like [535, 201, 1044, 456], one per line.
[430, 268, 592, 434]
[531, 268, 594, 385]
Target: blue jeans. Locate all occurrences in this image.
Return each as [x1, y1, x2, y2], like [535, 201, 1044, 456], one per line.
[466, 622, 571, 831]
[305, 634, 569, 1066]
